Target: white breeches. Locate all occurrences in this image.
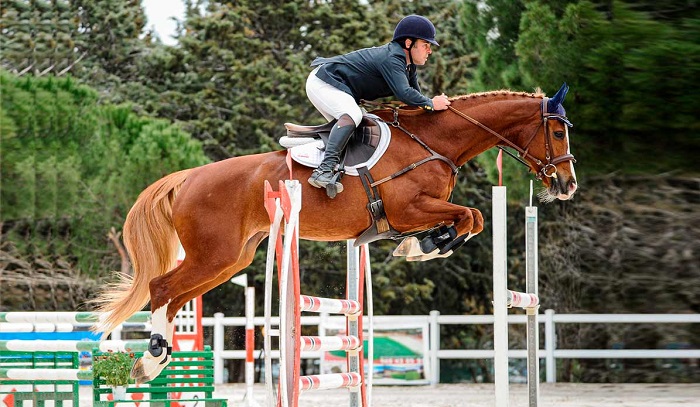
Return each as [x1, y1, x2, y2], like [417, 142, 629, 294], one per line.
[306, 67, 363, 126]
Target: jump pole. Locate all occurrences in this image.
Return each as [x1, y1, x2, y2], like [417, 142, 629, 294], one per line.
[525, 181, 540, 407]
[263, 180, 372, 407]
[492, 185, 510, 407]
[493, 181, 540, 407]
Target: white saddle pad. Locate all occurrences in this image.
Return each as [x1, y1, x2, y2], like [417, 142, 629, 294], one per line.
[288, 117, 391, 176]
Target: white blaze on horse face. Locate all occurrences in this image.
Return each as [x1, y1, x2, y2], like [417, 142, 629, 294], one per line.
[555, 125, 577, 200]
[565, 126, 577, 195]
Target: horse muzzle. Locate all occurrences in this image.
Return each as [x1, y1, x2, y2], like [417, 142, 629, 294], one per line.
[552, 175, 577, 200]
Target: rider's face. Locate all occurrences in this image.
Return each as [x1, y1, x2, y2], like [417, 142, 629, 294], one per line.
[409, 40, 432, 65]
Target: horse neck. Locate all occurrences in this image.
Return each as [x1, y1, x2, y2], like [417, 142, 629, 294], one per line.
[402, 96, 543, 167]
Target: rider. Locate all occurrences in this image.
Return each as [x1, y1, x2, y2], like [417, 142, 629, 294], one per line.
[306, 14, 451, 194]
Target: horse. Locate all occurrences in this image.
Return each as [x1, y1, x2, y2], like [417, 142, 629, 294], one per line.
[94, 83, 577, 383]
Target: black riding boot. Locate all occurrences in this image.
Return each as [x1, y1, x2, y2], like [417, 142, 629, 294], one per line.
[308, 114, 356, 194]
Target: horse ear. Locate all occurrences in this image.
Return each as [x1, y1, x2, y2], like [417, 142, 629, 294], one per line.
[547, 82, 569, 112]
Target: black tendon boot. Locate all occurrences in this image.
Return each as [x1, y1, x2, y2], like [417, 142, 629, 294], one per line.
[308, 114, 356, 195]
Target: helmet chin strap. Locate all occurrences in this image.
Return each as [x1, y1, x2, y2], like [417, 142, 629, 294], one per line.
[405, 38, 416, 66]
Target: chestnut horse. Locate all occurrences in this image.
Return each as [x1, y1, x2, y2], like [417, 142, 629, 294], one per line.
[94, 84, 577, 383]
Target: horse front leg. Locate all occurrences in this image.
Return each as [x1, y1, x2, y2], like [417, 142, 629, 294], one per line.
[392, 196, 484, 261]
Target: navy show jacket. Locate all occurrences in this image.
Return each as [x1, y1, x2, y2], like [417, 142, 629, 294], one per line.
[310, 41, 434, 110]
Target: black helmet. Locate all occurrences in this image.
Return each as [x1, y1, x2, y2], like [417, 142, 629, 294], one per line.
[392, 15, 439, 46]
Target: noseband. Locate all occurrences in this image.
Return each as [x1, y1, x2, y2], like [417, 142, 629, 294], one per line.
[447, 97, 576, 180]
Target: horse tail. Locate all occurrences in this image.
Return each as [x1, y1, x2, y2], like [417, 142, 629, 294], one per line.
[93, 169, 192, 334]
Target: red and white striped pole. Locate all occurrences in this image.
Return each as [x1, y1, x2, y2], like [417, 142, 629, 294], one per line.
[245, 286, 257, 406]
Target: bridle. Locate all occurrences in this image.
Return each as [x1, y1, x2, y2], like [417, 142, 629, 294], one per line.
[359, 96, 575, 185]
[447, 97, 576, 180]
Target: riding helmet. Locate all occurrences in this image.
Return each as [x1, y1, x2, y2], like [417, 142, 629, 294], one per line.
[392, 15, 439, 46]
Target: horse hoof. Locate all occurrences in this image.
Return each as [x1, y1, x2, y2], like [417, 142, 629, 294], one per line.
[406, 249, 453, 262]
[130, 353, 171, 383]
[393, 237, 423, 257]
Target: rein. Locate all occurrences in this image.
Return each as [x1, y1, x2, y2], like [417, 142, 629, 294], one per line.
[448, 98, 576, 180]
[361, 100, 459, 188]
[360, 95, 576, 186]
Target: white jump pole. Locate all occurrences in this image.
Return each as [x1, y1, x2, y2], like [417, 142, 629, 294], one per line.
[492, 185, 509, 407]
[231, 273, 260, 407]
[525, 181, 540, 407]
[346, 239, 362, 407]
[493, 182, 541, 407]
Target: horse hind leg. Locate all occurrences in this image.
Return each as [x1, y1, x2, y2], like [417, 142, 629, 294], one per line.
[130, 300, 175, 383]
[130, 233, 266, 383]
[167, 232, 266, 320]
[130, 266, 190, 383]
[130, 253, 238, 382]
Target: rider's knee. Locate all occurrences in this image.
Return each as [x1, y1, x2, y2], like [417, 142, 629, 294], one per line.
[338, 111, 362, 127]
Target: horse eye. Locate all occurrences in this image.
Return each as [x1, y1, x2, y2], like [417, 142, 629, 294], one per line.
[554, 131, 565, 139]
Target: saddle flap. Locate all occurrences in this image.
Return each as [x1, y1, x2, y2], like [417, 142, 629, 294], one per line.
[286, 114, 391, 176]
[357, 117, 381, 148]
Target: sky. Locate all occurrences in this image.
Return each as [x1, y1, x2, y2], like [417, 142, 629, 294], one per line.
[142, 0, 185, 46]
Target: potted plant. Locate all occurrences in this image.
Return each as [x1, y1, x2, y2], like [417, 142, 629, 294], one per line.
[92, 350, 134, 400]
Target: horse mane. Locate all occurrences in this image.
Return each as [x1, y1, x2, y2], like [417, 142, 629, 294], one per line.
[450, 88, 545, 101]
[372, 88, 546, 117]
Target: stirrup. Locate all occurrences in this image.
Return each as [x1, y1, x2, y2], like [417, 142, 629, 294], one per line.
[324, 172, 344, 199]
[308, 170, 344, 198]
[308, 169, 332, 188]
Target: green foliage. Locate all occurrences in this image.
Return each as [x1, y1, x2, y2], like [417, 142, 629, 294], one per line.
[460, 0, 526, 90]
[124, 0, 396, 158]
[511, 1, 697, 175]
[0, 71, 209, 278]
[460, 0, 700, 177]
[0, 0, 148, 85]
[92, 351, 134, 387]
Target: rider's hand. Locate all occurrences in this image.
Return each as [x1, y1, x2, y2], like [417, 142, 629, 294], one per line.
[432, 93, 451, 111]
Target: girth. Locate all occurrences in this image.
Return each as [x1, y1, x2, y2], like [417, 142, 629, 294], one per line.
[351, 110, 461, 246]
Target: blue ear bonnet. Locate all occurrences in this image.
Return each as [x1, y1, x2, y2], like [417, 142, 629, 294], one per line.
[547, 83, 569, 116]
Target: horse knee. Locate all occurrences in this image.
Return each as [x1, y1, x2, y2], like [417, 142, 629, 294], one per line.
[470, 208, 484, 234]
[453, 208, 475, 235]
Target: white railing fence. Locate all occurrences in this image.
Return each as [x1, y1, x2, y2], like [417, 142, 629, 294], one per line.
[202, 310, 700, 385]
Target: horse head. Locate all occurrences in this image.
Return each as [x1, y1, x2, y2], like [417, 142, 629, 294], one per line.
[532, 83, 577, 201]
[432, 83, 578, 202]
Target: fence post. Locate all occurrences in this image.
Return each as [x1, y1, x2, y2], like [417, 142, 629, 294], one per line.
[545, 309, 556, 383]
[214, 312, 225, 384]
[429, 310, 440, 386]
[492, 186, 509, 407]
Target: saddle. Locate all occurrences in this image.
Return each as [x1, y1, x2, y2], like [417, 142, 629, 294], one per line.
[282, 115, 383, 167]
[282, 114, 399, 245]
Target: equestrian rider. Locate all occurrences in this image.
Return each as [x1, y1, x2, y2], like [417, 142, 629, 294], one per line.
[306, 14, 451, 194]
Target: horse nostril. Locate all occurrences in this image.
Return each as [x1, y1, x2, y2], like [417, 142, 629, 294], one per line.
[569, 180, 578, 193]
